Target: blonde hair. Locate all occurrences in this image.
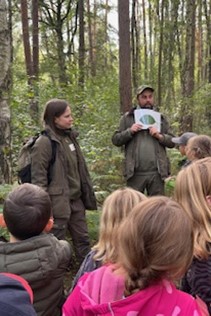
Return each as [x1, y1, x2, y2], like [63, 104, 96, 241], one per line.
[186, 135, 211, 160]
[174, 157, 211, 259]
[116, 196, 193, 296]
[93, 187, 146, 263]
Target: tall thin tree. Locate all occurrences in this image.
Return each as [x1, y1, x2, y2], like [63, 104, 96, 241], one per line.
[78, 0, 85, 86]
[0, 0, 11, 183]
[180, 0, 196, 132]
[118, 0, 132, 113]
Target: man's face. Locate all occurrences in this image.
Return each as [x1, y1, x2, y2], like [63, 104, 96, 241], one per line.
[137, 89, 154, 108]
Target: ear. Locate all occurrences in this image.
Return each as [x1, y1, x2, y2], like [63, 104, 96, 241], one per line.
[0, 214, 6, 228]
[54, 116, 59, 124]
[44, 217, 54, 232]
[206, 195, 211, 206]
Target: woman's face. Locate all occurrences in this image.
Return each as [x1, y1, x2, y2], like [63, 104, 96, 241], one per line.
[54, 106, 73, 129]
[186, 144, 196, 161]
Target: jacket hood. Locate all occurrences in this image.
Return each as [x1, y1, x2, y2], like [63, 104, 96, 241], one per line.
[76, 265, 159, 314]
[0, 273, 36, 315]
[69, 265, 203, 315]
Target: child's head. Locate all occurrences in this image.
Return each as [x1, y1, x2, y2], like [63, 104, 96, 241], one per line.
[186, 134, 211, 161]
[3, 183, 52, 240]
[172, 132, 197, 156]
[116, 196, 193, 296]
[93, 187, 146, 263]
[174, 157, 211, 259]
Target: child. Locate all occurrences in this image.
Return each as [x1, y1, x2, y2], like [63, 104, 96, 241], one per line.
[172, 132, 197, 168]
[70, 187, 146, 290]
[175, 157, 211, 314]
[63, 196, 208, 315]
[185, 134, 211, 162]
[0, 272, 36, 315]
[0, 183, 72, 316]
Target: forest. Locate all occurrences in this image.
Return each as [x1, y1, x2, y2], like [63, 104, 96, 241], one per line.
[0, 0, 210, 199]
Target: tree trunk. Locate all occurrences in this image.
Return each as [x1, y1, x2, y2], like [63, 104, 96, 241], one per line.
[131, 0, 137, 88]
[131, 0, 140, 90]
[104, 0, 109, 68]
[0, 0, 11, 183]
[118, 0, 132, 113]
[78, 0, 85, 87]
[86, 0, 95, 76]
[32, 0, 39, 78]
[157, 0, 164, 109]
[20, 0, 40, 118]
[203, 0, 211, 82]
[20, 0, 33, 82]
[142, 0, 148, 81]
[180, 0, 196, 132]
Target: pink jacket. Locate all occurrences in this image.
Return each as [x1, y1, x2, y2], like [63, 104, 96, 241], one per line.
[63, 264, 207, 316]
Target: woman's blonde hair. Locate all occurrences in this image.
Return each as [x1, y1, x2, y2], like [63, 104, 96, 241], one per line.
[116, 196, 193, 296]
[186, 135, 211, 160]
[174, 157, 211, 259]
[93, 187, 146, 263]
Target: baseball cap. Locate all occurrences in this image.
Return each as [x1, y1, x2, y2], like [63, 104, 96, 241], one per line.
[0, 273, 36, 315]
[136, 85, 154, 97]
[172, 132, 197, 146]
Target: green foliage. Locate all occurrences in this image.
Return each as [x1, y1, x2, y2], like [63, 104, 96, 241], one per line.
[0, 184, 19, 240]
[165, 177, 175, 197]
[0, 227, 9, 242]
[11, 63, 123, 191]
[86, 211, 100, 246]
[193, 84, 211, 135]
[10, 0, 211, 196]
[167, 148, 184, 175]
[0, 184, 17, 204]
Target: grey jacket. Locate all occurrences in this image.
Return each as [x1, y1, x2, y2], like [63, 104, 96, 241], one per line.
[70, 249, 101, 292]
[0, 233, 71, 316]
[31, 126, 97, 220]
[112, 107, 174, 180]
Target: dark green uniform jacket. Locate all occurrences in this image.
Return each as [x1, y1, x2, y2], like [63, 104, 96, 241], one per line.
[31, 125, 97, 221]
[112, 107, 174, 180]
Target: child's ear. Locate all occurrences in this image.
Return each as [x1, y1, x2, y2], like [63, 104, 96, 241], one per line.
[44, 217, 54, 232]
[0, 214, 6, 228]
[206, 195, 211, 206]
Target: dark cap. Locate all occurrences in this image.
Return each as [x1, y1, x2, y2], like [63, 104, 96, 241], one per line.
[136, 85, 154, 98]
[172, 132, 197, 146]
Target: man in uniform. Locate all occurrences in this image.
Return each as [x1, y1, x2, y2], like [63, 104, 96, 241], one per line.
[112, 85, 174, 196]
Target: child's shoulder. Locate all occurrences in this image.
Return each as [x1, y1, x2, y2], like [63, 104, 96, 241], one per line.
[174, 287, 207, 315]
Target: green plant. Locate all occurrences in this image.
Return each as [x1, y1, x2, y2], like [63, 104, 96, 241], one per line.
[0, 184, 17, 204]
[86, 211, 100, 246]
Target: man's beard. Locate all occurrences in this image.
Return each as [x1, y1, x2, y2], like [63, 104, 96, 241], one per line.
[141, 104, 153, 109]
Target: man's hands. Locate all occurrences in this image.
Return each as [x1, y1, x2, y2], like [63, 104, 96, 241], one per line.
[131, 124, 164, 141]
[149, 126, 163, 141]
[130, 123, 143, 134]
